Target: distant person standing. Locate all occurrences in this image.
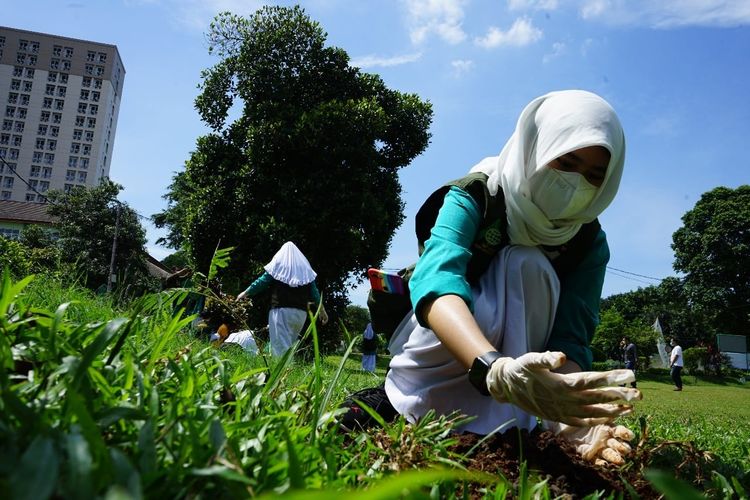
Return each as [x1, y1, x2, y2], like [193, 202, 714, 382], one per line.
[669, 337, 683, 391]
[622, 336, 637, 388]
[361, 322, 377, 372]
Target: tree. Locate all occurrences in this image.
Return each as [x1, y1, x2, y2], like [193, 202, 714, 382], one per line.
[672, 186, 750, 337]
[154, 6, 432, 325]
[46, 181, 153, 291]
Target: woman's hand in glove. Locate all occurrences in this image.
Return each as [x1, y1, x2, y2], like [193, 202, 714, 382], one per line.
[486, 351, 641, 426]
[545, 421, 636, 465]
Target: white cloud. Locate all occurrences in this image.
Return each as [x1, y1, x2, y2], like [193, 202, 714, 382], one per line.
[641, 114, 682, 137]
[402, 0, 468, 44]
[350, 52, 423, 69]
[450, 59, 474, 76]
[542, 41, 566, 62]
[127, 0, 266, 30]
[474, 17, 543, 48]
[508, 0, 559, 11]
[579, 0, 750, 28]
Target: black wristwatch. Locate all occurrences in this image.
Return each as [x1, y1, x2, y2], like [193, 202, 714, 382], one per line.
[468, 351, 504, 396]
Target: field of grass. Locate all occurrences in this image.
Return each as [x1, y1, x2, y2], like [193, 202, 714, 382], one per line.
[2, 272, 748, 498]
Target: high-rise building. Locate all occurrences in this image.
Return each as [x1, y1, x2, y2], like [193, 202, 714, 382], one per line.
[0, 26, 124, 202]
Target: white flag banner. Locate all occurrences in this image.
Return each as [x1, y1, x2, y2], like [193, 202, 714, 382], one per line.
[653, 318, 668, 368]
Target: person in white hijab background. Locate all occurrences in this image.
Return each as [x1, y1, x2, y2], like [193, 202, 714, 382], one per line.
[237, 241, 328, 357]
[344, 90, 641, 465]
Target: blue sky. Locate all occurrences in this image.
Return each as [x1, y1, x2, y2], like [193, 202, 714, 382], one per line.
[5, 0, 750, 306]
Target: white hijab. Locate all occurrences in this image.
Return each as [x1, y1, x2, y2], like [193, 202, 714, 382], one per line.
[470, 90, 625, 246]
[264, 241, 317, 287]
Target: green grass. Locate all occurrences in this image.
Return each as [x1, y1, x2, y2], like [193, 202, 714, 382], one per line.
[2, 271, 748, 499]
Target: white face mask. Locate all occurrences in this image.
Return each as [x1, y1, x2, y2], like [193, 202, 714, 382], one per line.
[529, 167, 598, 220]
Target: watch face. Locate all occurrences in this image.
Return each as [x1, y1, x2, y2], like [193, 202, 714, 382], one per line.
[469, 352, 502, 396]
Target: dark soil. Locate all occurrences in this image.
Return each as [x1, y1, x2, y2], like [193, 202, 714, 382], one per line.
[448, 429, 659, 499]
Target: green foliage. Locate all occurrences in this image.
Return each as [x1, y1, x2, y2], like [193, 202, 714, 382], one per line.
[672, 185, 750, 337]
[340, 305, 370, 344]
[0, 236, 31, 277]
[160, 248, 191, 271]
[46, 180, 154, 293]
[592, 308, 658, 362]
[154, 6, 433, 346]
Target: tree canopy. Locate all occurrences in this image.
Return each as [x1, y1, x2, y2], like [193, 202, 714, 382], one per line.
[672, 185, 750, 336]
[47, 180, 151, 291]
[154, 6, 433, 317]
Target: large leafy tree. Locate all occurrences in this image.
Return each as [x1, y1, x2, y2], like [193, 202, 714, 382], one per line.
[47, 180, 152, 291]
[672, 185, 750, 337]
[154, 6, 432, 317]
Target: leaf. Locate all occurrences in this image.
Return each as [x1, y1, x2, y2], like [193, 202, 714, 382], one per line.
[190, 465, 253, 485]
[645, 469, 704, 500]
[70, 318, 128, 392]
[207, 245, 234, 281]
[137, 420, 157, 476]
[109, 448, 143, 500]
[209, 419, 227, 453]
[96, 406, 149, 428]
[64, 429, 94, 499]
[9, 435, 60, 500]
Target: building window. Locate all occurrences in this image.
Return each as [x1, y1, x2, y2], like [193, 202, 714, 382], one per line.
[47, 140, 56, 151]
[9, 149, 19, 160]
[95, 66, 104, 76]
[64, 47, 74, 58]
[5, 106, 15, 118]
[80, 90, 89, 100]
[25, 193, 36, 201]
[37, 125, 48, 136]
[25, 68, 34, 78]
[57, 87, 66, 98]
[41, 168, 52, 179]
[7, 93, 18, 104]
[44, 153, 55, 165]
[89, 105, 98, 115]
[50, 126, 59, 137]
[97, 52, 107, 63]
[10, 79, 21, 91]
[22, 81, 33, 92]
[3, 177, 14, 188]
[94, 79, 102, 89]
[17, 108, 27, 119]
[82, 77, 91, 88]
[50, 58, 60, 70]
[42, 98, 52, 109]
[85, 64, 94, 75]
[12, 135, 22, 147]
[28, 55, 37, 66]
[75, 116, 85, 127]
[54, 100, 65, 111]
[1, 192, 12, 201]
[14, 122, 24, 133]
[68, 156, 78, 167]
[87, 118, 96, 128]
[18, 40, 29, 51]
[0, 134, 7, 145]
[91, 91, 100, 102]
[70, 143, 80, 154]
[39, 181, 49, 192]
[58, 73, 67, 84]
[30, 166, 40, 177]
[53, 45, 62, 56]
[87, 51, 96, 62]
[1, 120, 11, 131]
[78, 103, 87, 114]
[66, 170, 76, 181]
[28, 179, 38, 190]
[78, 172, 87, 183]
[12, 66, 23, 77]
[82, 145, 91, 156]
[52, 113, 61, 124]
[20, 95, 30, 106]
[16, 53, 26, 65]
[40, 111, 50, 123]
[0, 147, 6, 158]
[30, 41, 40, 53]
[79, 158, 89, 169]
[48, 72, 57, 82]
[73, 129, 82, 140]
[84, 131, 94, 142]
[32, 151, 43, 162]
[62, 61, 71, 71]
[36, 138, 45, 149]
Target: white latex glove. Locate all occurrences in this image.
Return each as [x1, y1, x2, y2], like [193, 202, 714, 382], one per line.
[236, 291, 247, 301]
[545, 421, 635, 465]
[486, 351, 641, 426]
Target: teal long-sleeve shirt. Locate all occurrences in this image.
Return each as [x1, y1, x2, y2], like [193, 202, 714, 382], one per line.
[409, 186, 609, 370]
[243, 271, 322, 305]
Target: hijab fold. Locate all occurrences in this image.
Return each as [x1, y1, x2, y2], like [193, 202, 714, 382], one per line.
[470, 90, 625, 246]
[264, 241, 317, 287]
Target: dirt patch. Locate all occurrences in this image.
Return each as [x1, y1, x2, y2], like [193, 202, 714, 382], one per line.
[449, 429, 658, 498]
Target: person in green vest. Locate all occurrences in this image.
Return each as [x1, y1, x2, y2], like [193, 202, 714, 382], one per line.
[236, 241, 327, 357]
[342, 90, 641, 466]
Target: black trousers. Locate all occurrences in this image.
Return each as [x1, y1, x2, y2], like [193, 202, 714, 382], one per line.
[671, 365, 683, 389]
